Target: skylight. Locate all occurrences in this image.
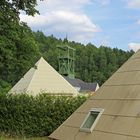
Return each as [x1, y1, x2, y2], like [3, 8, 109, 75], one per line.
[80, 108, 104, 133]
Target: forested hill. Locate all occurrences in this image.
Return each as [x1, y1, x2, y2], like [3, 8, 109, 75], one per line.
[34, 31, 134, 84]
[0, 0, 134, 93]
[0, 28, 134, 93]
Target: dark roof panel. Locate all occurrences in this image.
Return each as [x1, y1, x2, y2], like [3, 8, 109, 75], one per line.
[63, 76, 98, 92]
[80, 82, 98, 92]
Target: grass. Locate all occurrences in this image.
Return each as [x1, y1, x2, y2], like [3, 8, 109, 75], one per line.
[0, 137, 48, 140]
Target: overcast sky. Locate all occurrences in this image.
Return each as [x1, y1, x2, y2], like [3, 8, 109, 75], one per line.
[20, 0, 140, 51]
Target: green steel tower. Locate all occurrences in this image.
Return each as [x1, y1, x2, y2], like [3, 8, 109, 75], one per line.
[57, 45, 75, 79]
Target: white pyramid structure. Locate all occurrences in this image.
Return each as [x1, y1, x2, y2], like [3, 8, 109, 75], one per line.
[9, 57, 78, 96]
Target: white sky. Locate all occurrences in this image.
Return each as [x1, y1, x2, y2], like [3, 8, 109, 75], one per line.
[20, 0, 140, 51]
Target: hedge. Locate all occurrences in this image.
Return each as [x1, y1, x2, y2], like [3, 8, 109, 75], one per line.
[0, 93, 87, 137]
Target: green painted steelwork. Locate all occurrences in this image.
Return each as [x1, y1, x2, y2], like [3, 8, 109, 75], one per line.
[57, 45, 75, 79]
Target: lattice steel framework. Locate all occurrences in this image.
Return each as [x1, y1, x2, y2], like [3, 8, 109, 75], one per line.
[57, 45, 75, 79]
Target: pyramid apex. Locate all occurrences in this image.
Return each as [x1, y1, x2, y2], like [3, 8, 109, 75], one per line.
[39, 56, 45, 61]
[35, 57, 46, 67]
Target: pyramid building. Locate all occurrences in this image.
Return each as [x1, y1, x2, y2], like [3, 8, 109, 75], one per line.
[9, 57, 78, 96]
[49, 50, 140, 140]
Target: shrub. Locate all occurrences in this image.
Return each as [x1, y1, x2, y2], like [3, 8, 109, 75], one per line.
[0, 93, 87, 137]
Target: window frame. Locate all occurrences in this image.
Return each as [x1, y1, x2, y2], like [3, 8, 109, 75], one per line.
[80, 108, 104, 133]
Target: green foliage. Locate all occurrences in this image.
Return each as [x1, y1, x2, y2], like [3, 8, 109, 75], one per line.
[0, 28, 134, 92]
[34, 31, 134, 85]
[0, 23, 40, 90]
[0, 93, 87, 137]
[0, 0, 41, 91]
[0, 0, 134, 91]
[0, 0, 40, 22]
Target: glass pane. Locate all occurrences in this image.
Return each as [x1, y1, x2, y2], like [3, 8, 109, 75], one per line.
[82, 111, 99, 129]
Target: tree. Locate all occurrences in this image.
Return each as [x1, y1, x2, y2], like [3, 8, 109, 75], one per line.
[0, 0, 40, 19]
[0, 0, 42, 91]
[0, 0, 134, 92]
[34, 36, 134, 85]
